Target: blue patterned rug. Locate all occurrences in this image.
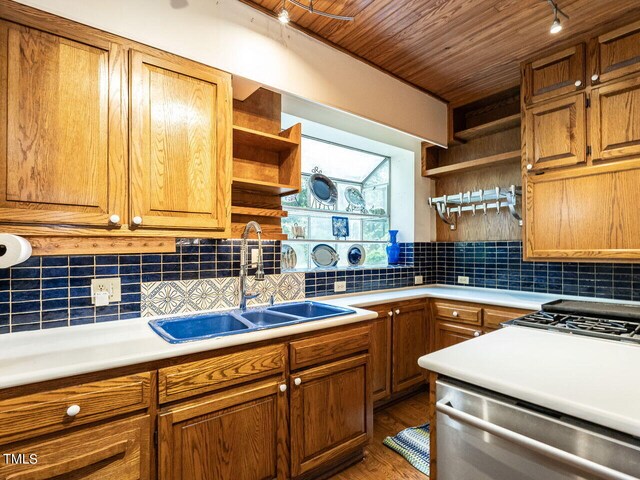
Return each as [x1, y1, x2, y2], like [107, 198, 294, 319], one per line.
[383, 423, 431, 476]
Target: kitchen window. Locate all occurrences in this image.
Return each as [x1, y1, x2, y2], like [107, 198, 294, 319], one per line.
[281, 136, 390, 270]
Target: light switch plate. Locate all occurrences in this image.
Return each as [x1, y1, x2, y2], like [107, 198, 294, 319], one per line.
[91, 277, 121, 303]
[334, 281, 346, 292]
[458, 275, 470, 285]
[415, 275, 423, 285]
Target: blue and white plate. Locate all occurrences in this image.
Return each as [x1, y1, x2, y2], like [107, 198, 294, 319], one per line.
[308, 173, 338, 207]
[347, 244, 366, 266]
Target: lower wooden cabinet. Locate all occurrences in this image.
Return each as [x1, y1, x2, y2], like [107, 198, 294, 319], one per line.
[158, 378, 288, 480]
[392, 303, 429, 393]
[0, 415, 150, 479]
[434, 321, 482, 350]
[289, 354, 372, 477]
[369, 309, 392, 402]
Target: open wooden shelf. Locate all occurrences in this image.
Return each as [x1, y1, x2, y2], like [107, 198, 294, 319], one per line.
[231, 222, 287, 240]
[233, 125, 300, 152]
[424, 150, 521, 178]
[231, 206, 288, 218]
[454, 114, 521, 143]
[232, 177, 299, 195]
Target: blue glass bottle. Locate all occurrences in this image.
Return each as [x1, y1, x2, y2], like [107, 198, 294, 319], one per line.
[386, 230, 400, 265]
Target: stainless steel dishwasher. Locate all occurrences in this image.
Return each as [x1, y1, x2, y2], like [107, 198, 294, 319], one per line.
[436, 379, 640, 480]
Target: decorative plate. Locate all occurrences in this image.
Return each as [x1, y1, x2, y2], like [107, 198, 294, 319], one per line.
[311, 244, 339, 268]
[281, 244, 297, 270]
[308, 173, 338, 207]
[344, 186, 366, 212]
[332, 216, 349, 240]
[347, 244, 366, 267]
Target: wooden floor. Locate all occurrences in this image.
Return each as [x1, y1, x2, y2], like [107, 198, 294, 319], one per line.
[330, 392, 430, 480]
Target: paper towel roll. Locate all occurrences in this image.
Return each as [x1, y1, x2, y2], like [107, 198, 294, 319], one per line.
[0, 234, 33, 269]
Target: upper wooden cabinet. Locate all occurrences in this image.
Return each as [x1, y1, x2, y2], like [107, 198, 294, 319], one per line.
[524, 93, 586, 172]
[589, 19, 640, 85]
[591, 76, 640, 161]
[0, 20, 126, 228]
[129, 50, 231, 232]
[523, 44, 585, 105]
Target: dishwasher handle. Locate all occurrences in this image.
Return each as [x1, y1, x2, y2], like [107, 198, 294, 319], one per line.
[436, 399, 637, 480]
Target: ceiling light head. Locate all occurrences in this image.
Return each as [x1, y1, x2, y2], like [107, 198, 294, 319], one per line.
[278, 6, 290, 24]
[550, 16, 562, 34]
[547, 1, 568, 34]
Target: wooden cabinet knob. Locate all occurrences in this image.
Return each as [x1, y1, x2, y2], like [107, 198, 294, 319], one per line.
[395, 309, 400, 315]
[473, 331, 481, 337]
[388, 311, 393, 317]
[526, 164, 533, 170]
[452, 311, 459, 317]
[294, 378, 302, 386]
[132, 216, 143, 226]
[279, 384, 287, 393]
[66, 404, 81, 417]
[108, 214, 120, 224]
[574, 80, 582, 87]
[591, 74, 599, 82]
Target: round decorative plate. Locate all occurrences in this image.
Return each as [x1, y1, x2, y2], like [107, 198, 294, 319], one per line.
[347, 244, 366, 266]
[344, 186, 366, 209]
[281, 244, 297, 270]
[311, 244, 339, 268]
[308, 173, 338, 207]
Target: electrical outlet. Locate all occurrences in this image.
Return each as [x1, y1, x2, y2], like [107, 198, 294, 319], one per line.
[251, 248, 259, 264]
[414, 275, 423, 285]
[91, 277, 121, 303]
[334, 281, 346, 292]
[458, 275, 470, 285]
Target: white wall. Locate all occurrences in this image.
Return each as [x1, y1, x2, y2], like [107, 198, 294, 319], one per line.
[282, 96, 435, 242]
[12, 0, 448, 146]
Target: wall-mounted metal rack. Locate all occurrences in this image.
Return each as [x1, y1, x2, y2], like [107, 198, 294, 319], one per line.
[428, 185, 523, 230]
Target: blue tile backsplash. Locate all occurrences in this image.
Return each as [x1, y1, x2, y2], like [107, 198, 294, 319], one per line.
[1, 238, 639, 334]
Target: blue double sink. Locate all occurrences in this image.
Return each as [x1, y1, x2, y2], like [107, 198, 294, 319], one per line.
[148, 301, 356, 344]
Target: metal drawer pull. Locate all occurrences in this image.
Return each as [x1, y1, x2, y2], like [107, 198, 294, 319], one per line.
[574, 80, 582, 87]
[294, 377, 302, 386]
[591, 74, 599, 82]
[108, 214, 120, 224]
[436, 400, 636, 480]
[132, 216, 143, 225]
[473, 331, 481, 337]
[395, 309, 400, 315]
[452, 311, 459, 317]
[279, 384, 287, 392]
[388, 311, 393, 317]
[66, 404, 81, 417]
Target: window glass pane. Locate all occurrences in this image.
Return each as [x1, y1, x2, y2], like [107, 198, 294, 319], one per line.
[365, 243, 388, 266]
[362, 219, 389, 242]
[363, 185, 388, 215]
[283, 242, 309, 271]
[282, 215, 309, 239]
[309, 216, 332, 239]
[301, 138, 386, 182]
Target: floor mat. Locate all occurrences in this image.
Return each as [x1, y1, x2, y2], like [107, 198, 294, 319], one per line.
[382, 422, 430, 476]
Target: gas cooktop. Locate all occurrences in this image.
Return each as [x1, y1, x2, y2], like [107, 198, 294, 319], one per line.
[508, 300, 640, 344]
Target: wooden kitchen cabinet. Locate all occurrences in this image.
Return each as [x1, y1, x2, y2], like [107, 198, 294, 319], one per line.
[434, 321, 482, 351]
[589, 19, 640, 85]
[129, 50, 232, 232]
[368, 306, 393, 402]
[391, 302, 429, 394]
[0, 20, 127, 229]
[158, 378, 288, 480]
[0, 415, 150, 480]
[289, 354, 372, 478]
[523, 44, 585, 105]
[590, 76, 640, 161]
[524, 93, 586, 172]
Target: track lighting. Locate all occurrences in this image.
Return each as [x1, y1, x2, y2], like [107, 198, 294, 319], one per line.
[547, 0, 568, 34]
[278, 6, 290, 24]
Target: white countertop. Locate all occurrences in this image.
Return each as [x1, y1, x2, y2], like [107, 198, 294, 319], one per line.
[1, 284, 638, 390]
[419, 327, 640, 438]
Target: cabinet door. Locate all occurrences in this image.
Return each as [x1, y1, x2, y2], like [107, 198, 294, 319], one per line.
[524, 161, 640, 260]
[0, 416, 149, 479]
[290, 355, 372, 477]
[158, 378, 288, 480]
[130, 50, 232, 232]
[524, 93, 586, 172]
[369, 310, 392, 402]
[591, 76, 640, 161]
[434, 321, 481, 351]
[0, 20, 126, 228]
[590, 19, 640, 85]
[392, 302, 429, 393]
[523, 44, 585, 104]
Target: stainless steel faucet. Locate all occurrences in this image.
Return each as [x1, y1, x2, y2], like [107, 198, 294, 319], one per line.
[238, 221, 265, 310]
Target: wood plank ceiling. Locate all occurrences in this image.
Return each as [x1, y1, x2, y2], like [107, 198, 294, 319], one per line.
[240, 0, 640, 106]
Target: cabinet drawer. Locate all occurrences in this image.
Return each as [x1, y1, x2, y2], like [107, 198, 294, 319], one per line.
[0, 373, 151, 444]
[0, 415, 150, 480]
[432, 301, 482, 325]
[484, 307, 532, 330]
[158, 343, 286, 403]
[290, 325, 370, 370]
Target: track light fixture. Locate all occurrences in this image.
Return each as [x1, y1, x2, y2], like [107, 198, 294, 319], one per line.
[276, 0, 355, 23]
[547, 0, 569, 34]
